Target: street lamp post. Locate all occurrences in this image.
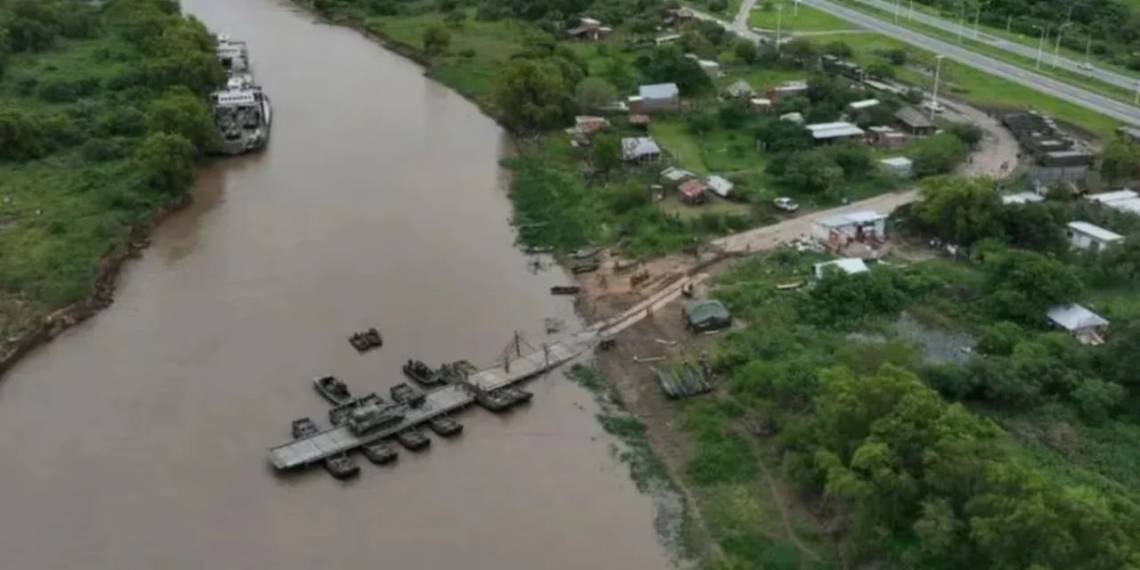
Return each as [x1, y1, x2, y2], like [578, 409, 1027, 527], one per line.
[776, 4, 784, 54]
[931, 55, 945, 119]
[1053, 22, 1072, 68]
[1135, 81, 1140, 105]
[1034, 25, 1049, 70]
[1084, 35, 1092, 65]
[973, 1, 988, 40]
[957, 2, 966, 43]
[894, 0, 901, 22]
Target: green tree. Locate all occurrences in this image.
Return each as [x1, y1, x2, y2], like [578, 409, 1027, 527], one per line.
[1099, 139, 1140, 184]
[781, 37, 818, 67]
[145, 87, 219, 153]
[911, 132, 969, 177]
[492, 58, 572, 131]
[734, 40, 758, 64]
[983, 248, 1083, 322]
[782, 151, 842, 194]
[573, 77, 616, 113]
[423, 24, 451, 55]
[591, 134, 621, 174]
[134, 132, 196, 195]
[914, 176, 1004, 245]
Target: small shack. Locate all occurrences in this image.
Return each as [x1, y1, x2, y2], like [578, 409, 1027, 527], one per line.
[566, 17, 611, 41]
[867, 126, 908, 150]
[847, 99, 880, 112]
[621, 137, 661, 163]
[678, 179, 709, 204]
[1067, 221, 1123, 252]
[1047, 303, 1109, 345]
[814, 210, 887, 249]
[661, 166, 695, 187]
[766, 80, 808, 103]
[628, 83, 680, 114]
[895, 106, 936, 136]
[698, 59, 722, 77]
[806, 122, 866, 144]
[813, 258, 869, 279]
[880, 157, 913, 178]
[683, 300, 732, 332]
[1086, 190, 1140, 215]
[1001, 192, 1045, 205]
[779, 112, 804, 124]
[750, 97, 773, 113]
[706, 175, 734, 198]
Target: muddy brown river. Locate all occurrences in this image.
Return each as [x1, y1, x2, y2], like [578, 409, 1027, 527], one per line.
[0, 1, 671, 568]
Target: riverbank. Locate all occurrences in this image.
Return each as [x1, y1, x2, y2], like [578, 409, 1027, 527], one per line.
[0, 1, 224, 378]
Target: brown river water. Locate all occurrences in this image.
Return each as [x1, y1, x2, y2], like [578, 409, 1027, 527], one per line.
[0, 1, 671, 568]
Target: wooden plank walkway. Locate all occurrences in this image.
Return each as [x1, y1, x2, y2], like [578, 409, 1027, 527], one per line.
[267, 339, 589, 470]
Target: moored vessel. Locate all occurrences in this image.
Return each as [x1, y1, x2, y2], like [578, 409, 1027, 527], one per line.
[313, 375, 352, 405]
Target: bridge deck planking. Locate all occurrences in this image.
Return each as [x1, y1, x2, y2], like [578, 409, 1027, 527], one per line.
[268, 340, 587, 470]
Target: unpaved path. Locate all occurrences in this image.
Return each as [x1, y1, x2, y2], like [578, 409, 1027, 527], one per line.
[942, 99, 1021, 179]
[712, 190, 918, 253]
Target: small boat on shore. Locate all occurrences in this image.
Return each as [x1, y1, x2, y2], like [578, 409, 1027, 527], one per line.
[402, 359, 444, 387]
[428, 415, 463, 437]
[390, 382, 425, 407]
[496, 386, 533, 405]
[395, 429, 430, 451]
[550, 285, 581, 295]
[313, 375, 352, 405]
[349, 327, 383, 352]
[291, 417, 319, 439]
[324, 453, 360, 479]
[361, 441, 398, 465]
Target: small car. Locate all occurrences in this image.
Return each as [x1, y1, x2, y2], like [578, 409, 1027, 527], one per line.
[773, 197, 800, 212]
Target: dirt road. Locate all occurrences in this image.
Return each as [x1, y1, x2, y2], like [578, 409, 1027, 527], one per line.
[712, 190, 918, 253]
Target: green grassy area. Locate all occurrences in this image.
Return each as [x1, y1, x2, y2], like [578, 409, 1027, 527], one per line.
[806, 32, 1123, 138]
[0, 2, 223, 344]
[749, 2, 855, 31]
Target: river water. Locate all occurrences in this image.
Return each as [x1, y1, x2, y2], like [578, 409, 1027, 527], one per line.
[0, 1, 671, 568]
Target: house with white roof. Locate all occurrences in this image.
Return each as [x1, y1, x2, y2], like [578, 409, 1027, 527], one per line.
[1086, 190, 1140, 215]
[660, 166, 695, 187]
[1047, 303, 1109, 345]
[1067, 221, 1123, 251]
[806, 121, 866, 144]
[706, 175, 734, 198]
[628, 83, 680, 114]
[813, 258, 870, 279]
[621, 137, 661, 162]
[1002, 192, 1045, 205]
[880, 157, 913, 178]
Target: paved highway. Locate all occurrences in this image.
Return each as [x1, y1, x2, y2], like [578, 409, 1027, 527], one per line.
[846, 0, 1140, 93]
[799, 0, 1140, 126]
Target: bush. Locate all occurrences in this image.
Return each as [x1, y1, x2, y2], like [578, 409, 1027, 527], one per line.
[81, 138, 126, 161]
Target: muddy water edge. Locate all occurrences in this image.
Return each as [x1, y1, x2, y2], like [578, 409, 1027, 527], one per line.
[0, 0, 675, 568]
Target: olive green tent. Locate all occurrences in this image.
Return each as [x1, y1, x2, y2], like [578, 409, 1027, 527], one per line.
[683, 300, 731, 332]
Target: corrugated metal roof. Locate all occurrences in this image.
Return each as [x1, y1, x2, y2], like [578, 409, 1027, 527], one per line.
[1047, 304, 1108, 331]
[814, 258, 869, 279]
[818, 210, 885, 228]
[1068, 221, 1123, 243]
[639, 83, 679, 100]
[1001, 192, 1044, 205]
[621, 137, 660, 159]
[706, 175, 734, 197]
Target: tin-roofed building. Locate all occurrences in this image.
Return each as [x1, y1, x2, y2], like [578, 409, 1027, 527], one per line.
[621, 137, 661, 162]
[806, 121, 865, 143]
[894, 106, 935, 136]
[683, 300, 732, 332]
[1067, 221, 1123, 251]
[628, 83, 680, 114]
[1047, 304, 1109, 345]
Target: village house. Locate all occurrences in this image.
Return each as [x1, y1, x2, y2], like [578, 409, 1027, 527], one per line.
[621, 137, 661, 163]
[705, 175, 734, 198]
[628, 113, 651, 129]
[814, 211, 887, 253]
[678, 179, 709, 204]
[1047, 303, 1109, 345]
[566, 17, 612, 41]
[565, 115, 610, 144]
[1086, 190, 1140, 215]
[628, 82, 680, 114]
[806, 121, 866, 144]
[1067, 221, 1123, 252]
[866, 126, 909, 150]
[1001, 192, 1045, 205]
[655, 33, 683, 45]
[779, 112, 804, 124]
[698, 59, 722, 77]
[750, 97, 773, 113]
[766, 80, 808, 103]
[664, 7, 695, 26]
[894, 106, 936, 136]
[847, 99, 880, 113]
[880, 157, 913, 178]
[813, 258, 870, 279]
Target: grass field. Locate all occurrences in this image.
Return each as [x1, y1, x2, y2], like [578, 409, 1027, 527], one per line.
[749, 3, 855, 31]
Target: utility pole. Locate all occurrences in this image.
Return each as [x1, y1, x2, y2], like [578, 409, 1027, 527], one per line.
[894, 0, 901, 22]
[930, 54, 945, 119]
[794, 0, 799, 17]
[956, 2, 965, 43]
[1005, 14, 1012, 32]
[1084, 35, 1092, 65]
[1053, 22, 1072, 68]
[973, 2, 986, 40]
[776, 4, 784, 54]
[1034, 25, 1048, 70]
[908, 0, 914, 21]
